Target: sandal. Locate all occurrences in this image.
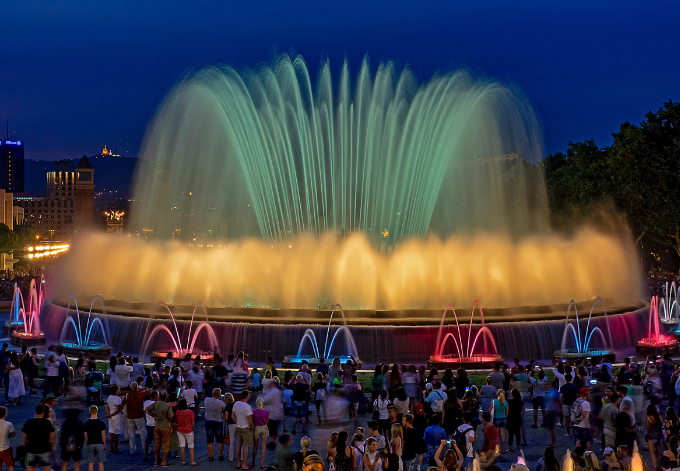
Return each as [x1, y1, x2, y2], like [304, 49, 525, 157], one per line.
[191, 463, 197, 467]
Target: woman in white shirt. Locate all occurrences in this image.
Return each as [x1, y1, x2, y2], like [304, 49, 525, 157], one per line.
[106, 385, 123, 453]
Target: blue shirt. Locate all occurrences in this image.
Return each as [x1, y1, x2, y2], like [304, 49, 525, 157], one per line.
[424, 425, 447, 459]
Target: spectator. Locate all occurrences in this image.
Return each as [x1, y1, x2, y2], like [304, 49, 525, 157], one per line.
[122, 381, 150, 456]
[6, 353, 24, 406]
[481, 412, 498, 453]
[114, 357, 133, 390]
[536, 446, 560, 471]
[0, 407, 15, 471]
[506, 389, 523, 452]
[83, 406, 106, 471]
[224, 393, 237, 461]
[104, 386, 122, 454]
[289, 374, 310, 435]
[559, 374, 578, 437]
[434, 439, 462, 471]
[424, 415, 446, 466]
[456, 412, 476, 470]
[179, 380, 198, 417]
[312, 373, 327, 426]
[646, 403, 663, 470]
[331, 430, 355, 471]
[293, 436, 313, 471]
[490, 390, 507, 453]
[401, 414, 417, 471]
[23, 404, 55, 471]
[367, 421, 386, 452]
[374, 390, 392, 438]
[364, 437, 382, 471]
[252, 396, 270, 469]
[204, 388, 225, 462]
[275, 434, 295, 471]
[43, 354, 60, 398]
[175, 399, 196, 466]
[426, 382, 446, 415]
[145, 391, 174, 466]
[233, 390, 254, 470]
[143, 390, 158, 462]
[60, 409, 84, 471]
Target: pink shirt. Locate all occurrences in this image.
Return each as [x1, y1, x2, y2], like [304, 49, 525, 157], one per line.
[175, 410, 195, 434]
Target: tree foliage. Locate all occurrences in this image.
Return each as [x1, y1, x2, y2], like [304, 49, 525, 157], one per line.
[0, 224, 18, 254]
[543, 100, 680, 270]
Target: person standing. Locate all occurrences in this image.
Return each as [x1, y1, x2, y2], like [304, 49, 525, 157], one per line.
[232, 390, 254, 471]
[114, 358, 134, 391]
[60, 408, 84, 471]
[505, 389, 523, 452]
[43, 355, 60, 398]
[0, 407, 15, 471]
[142, 390, 158, 462]
[22, 404, 56, 471]
[401, 414, 417, 471]
[83, 405, 106, 471]
[263, 377, 284, 451]
[175, 399, 196, 466]
[456, 412, 476, 471]
[571, 387, 593, 451]
[7, 353, 24, 406]
[423, 415, 446, 466]
[104, 386, 122, 454]
[559, 374, 578, 437]
[145, 391, 174, 467]
[252, 397, 270, 469]
[289, 375, 310, 435]
[122, 382, 150, 456]
[203, 388, 225, 462]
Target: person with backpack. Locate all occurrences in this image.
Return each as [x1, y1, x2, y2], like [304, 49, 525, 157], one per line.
[373, 390, 392, 438]
[426, 383, 446, 416]
[423, 415, 446, 466]
[571, 387, 592, 451]
[453, 412, 475, 471]
[312, 373, 327, 425]
[60, 409, 84, 471]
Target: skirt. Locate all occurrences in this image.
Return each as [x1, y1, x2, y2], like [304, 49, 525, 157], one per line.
[108, 414, 123, 435]
[8, 369, 25, 399]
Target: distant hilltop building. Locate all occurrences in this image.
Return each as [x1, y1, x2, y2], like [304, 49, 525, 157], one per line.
[15, 155, 95, 238]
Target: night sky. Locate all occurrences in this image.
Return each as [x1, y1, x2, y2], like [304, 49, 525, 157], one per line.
[0, 1, 678, 161]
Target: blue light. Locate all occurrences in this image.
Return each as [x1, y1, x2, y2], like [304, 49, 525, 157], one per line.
[4, 140, 21, 145]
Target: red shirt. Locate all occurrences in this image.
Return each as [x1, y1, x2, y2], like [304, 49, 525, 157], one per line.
[176, 410, 195, 434]
[482, 424, 498, 453]
[123, 390, 151, 420]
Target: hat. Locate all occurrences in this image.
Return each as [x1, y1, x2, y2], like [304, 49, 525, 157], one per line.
[415, 403, 425, 415]
[603, 447, 614, 456]
[425, 383, 433, 390]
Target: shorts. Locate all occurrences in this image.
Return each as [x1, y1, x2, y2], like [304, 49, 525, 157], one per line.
[254, 425, 269, 439]
[205, 420, 224, 443]
[532, 396, 545, 410]
[562, 405, 572, 417]
[574, 426, 592, 443]
[237, 427, 253, 447]
[292, 401, 307, 419]
[0, 448, 15, 467]
[493, 418, 507, 428]
[178, 432, 195, 448]
[87, 444, 106, 464]
[61, 449, 83, 462]
[267, 420, 279, 437]
[27, 452, 51, 467]
[544, 413, 558, 430]
[284, 406, 292, 417]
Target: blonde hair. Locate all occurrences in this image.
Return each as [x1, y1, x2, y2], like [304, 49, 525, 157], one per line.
[391, 423, 403, 442]
[89, 405, 98, 415]
[301, 436, 311, 451]
[327, 432, 339, 459]
[497, 389, 506, 407]
[224, 392, 234, 404]
[256, 396, 265, 409]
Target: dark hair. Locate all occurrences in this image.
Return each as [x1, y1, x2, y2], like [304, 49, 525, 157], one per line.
[374, 365, 382, 377]
[0, 407, 6, 419]
[241, 390, 250, 400]
[35, 404, 45, 415]
[186, 380, 193, 388]
[336, 431, 348, 456]
[396, 388, 408, 402]
[110, 385, 119, 395]
[428, 414, 441, 426]
[463, 412, 473, 423]
[178, 399, 188, 410]
[565, 373, 573, 383]
[482, 412, 491, 422]
[379, 389, 388, 400]
[109, 356, 117, 370]
[543, 447, 560, 471]
[279, 433, 291, 445]
[367, 420, 378, 431]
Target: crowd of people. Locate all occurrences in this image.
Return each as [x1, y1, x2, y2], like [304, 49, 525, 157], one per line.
[0, 346, 678, 471]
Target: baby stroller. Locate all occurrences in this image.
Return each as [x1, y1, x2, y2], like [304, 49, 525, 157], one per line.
[85, 371, 105, 404]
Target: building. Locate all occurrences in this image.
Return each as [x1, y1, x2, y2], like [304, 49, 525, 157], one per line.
[16, 155, 94, 238]
[0, 139, 25, 194]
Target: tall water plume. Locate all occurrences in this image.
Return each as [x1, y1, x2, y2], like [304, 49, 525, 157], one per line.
[130, 54, 548, 245]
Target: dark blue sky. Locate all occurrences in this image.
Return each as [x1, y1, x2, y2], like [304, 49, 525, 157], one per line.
[0, 1, 677, 161]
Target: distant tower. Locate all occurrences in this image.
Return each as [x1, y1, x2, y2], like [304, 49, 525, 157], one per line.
[74, 155, 94, 231]
[0, 138, 24, 194]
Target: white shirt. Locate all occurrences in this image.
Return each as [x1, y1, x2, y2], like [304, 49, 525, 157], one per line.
[115, 365, 134, 387]
[457, 424, 475, 457]
[164, 359, 175, 368]
[57, 354, 67, 363]
[553, 368, 566, 389]
[46, 360, 59, 377]
[188, 370, 204, 387]
[232, 400, 253, 428]
[180, 360, 194, 373]
[0, 420, 14, 451]
[620, 396, 636, 425]
[144, 400, 156, 426]
[180, 388, 198, 407]
[107, 394, 122, 416]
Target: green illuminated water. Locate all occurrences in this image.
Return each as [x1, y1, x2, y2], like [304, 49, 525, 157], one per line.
[131, 54, 548, 247]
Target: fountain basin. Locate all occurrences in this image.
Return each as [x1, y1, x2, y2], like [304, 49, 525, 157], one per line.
[635, 338, 679, 355]
[282, 355, 361, 369]
[150, 350, 216, 365]
[552, 348, 615, 365]
[59, 341, 111, 360]
[11, 331, 46, 346]
[3, 321, 24, 335]
[427, 353, 502, 370]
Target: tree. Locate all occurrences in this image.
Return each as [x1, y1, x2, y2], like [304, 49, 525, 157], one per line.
[14, 224, 37, 248]
[0, 224, 18, 254]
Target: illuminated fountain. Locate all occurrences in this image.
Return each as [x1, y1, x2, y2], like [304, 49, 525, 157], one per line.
[553, 298, 614, 364]
[282, 304, 361, 368]
[58, 295, 111, 359]
[637, 296, 679, 355]
[10, 277, 46, 346]
[427, 301, 502, 369]
[659, 282, 680, 334]
[140, 302, 220, 363]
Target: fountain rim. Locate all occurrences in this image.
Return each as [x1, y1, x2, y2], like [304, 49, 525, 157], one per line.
[46, 297, 645, 326]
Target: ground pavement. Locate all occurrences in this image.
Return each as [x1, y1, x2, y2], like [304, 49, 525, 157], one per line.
[0, 389, 658, 471]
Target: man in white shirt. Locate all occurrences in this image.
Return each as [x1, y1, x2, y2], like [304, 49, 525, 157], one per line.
[572, 387, 592, 451]
[179, 380, 198, 414]
[143, 391, 158, 462]
[0, 406, 16, 469]
[115, 357, 134, 389]
[617, 386, 635, 426]
[457, 412, 476, 471]
[164, 353, 175, 369]
[231, 390, 254, 470]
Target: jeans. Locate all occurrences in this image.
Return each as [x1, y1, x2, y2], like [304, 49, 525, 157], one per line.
[128, 417, 146, 454]
[462, 456, 473, 471]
